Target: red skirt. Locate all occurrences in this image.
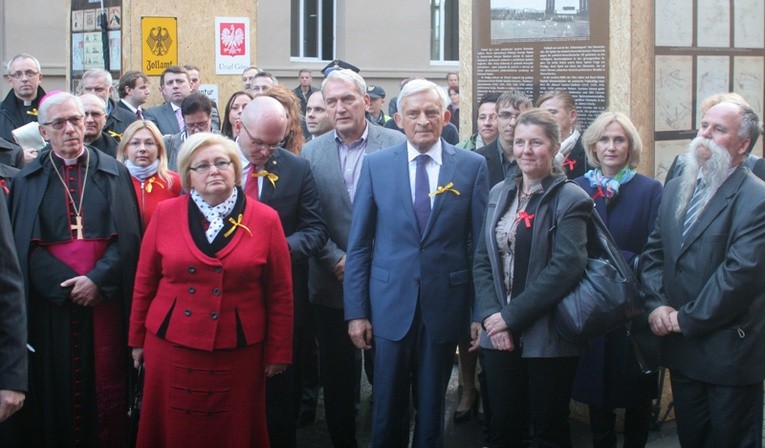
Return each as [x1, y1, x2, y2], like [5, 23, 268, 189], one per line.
[136, 332, 269, 448]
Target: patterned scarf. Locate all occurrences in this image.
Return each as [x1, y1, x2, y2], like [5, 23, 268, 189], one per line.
[190, 188, 238, 243]
[584, 167, 636, 200]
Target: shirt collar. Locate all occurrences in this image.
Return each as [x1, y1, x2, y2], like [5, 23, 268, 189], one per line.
[120, 98, 138, 113]
[334, 122, 369, 147]
[407, 139, 443, 165]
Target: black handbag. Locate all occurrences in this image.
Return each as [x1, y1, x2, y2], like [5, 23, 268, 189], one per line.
[128, 363, 144, 443]
[551, 199, 643, 344]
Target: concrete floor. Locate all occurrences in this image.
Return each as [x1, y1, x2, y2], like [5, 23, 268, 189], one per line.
[296, 365, 683, 448]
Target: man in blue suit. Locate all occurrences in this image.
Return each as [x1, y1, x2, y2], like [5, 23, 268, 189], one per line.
[344, 79, 489, 447]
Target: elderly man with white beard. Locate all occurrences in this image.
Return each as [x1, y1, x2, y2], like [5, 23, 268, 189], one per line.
[640, 100, 765, 448]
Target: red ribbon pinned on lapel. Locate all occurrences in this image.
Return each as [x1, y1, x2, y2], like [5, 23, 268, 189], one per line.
[563, 158, 576, 171]
[0, 179, 7, 195]
[515, 211, 534, 228]
[592, 186, 605, 200]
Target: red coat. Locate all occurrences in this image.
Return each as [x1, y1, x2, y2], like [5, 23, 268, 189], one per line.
[128, 194, 294, 364]
[130, 171, 182, 226]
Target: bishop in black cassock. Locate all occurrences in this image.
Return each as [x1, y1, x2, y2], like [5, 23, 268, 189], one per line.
[7, 92, 141, 448]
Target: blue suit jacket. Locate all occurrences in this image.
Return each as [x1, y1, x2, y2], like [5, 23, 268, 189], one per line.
[343, 140, 489, 343]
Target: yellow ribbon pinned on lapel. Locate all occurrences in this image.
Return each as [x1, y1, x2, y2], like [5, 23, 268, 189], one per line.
[224, 214, 252, 238]
[107, 130, 123, 140]
[429, 182, 461, 197]
[253, 169, 278, 188]
[145, 177, 165, 193]
[27, 108, 38, 117]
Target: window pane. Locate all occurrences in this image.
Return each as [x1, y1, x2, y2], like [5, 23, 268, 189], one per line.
[291, 0, 299, 56]
[321, 0, 334, 60]
[444, 0, 458, 61]
[303, 0, 319, 58]
[430, 0, 441, 61]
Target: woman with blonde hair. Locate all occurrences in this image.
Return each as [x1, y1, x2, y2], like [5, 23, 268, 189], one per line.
[129, 132, 293, 447]
[117, 120, 182, 225]
[571, 110, 662, 448]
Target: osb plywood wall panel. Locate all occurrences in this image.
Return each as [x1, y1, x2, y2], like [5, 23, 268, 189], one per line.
[122, 0, 257, 108]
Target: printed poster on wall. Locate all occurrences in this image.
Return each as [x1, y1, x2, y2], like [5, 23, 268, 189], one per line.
[215, 17, 251, 75]
[472, 0, 609, 131]
[142, 17, 178, 76]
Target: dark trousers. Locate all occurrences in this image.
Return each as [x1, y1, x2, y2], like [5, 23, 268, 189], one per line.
[314, 304, 360, 448]
[670, 369, 763, 448]
[371, 313, 455, 448]
[482, 348, 579, 448]
[589, 403, 652, 448]
[294, 312, 320, 417]
[266, 363, 297, 448]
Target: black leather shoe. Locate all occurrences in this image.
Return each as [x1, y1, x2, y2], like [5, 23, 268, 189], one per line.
[453, 396, 478, 424]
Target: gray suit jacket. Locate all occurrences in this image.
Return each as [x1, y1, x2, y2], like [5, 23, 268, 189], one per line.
[144, 102, 180, 135]
[302, 122, 406, 308]
[641, 165, 765, 385]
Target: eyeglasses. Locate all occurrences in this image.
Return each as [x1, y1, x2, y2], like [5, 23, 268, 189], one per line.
[84, 111, 105, 118]
[240, 121, 281, 151]
[185, 120, 210, 132]
[189, 160, 233, 174]
[497, 112, 520, 121]
[8, 70, 39, 79]
[42, 115, 84, 130]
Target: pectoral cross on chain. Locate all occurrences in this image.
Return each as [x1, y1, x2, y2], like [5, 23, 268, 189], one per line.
[71, 215, 84, 240]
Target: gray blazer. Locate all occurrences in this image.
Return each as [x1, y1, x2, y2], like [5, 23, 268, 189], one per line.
[302, 122, 406, 308]
[641, 166, 765, 385]
[144, 102, 181, 136]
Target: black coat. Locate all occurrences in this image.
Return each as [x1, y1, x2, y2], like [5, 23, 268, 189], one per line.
[7, 147, 142, 446]
[0, 86, 45, 143]
[473, 174, 591, 357]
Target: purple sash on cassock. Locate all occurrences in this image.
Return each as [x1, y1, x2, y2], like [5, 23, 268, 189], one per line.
[47, 239, 128, 448]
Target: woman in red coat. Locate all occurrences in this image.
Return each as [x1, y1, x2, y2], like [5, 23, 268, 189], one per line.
[128, 132, 293, 447]
[117, 120, 182, 226]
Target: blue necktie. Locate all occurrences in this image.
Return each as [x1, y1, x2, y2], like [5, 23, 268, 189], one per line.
[414, 154, 431, 234]
[683, 179, 707, 237]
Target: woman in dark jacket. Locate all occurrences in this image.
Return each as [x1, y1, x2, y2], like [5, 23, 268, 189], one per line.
[571, 111, 662, 448]
[473, 108, 592, 447]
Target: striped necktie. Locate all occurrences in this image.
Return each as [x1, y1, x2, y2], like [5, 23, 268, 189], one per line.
[682, 179, 707, 237]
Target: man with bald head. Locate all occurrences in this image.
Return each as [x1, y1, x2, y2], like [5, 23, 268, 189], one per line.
[641, 100, 765, 447]
[79, 93, 118, 157]
[236, 96, 326, 447]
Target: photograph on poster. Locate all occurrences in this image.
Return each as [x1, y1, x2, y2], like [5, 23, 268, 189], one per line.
[72, 10, 84, 32]
[655, 55, 693, 132]
[697, 0, 729, 48]
[490, 0, 590, 42]
[72, 33, 84, 71]
[734, 56, 764, 116]
[734, 0, 764, 48]
[84, 9, 96, 31]
[654, 140, 690, 184]
[655, 0, 692, 47]
[109, 30, 121, 70]
[696, 56, 729, 126]
[108, 7, 121, 30]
